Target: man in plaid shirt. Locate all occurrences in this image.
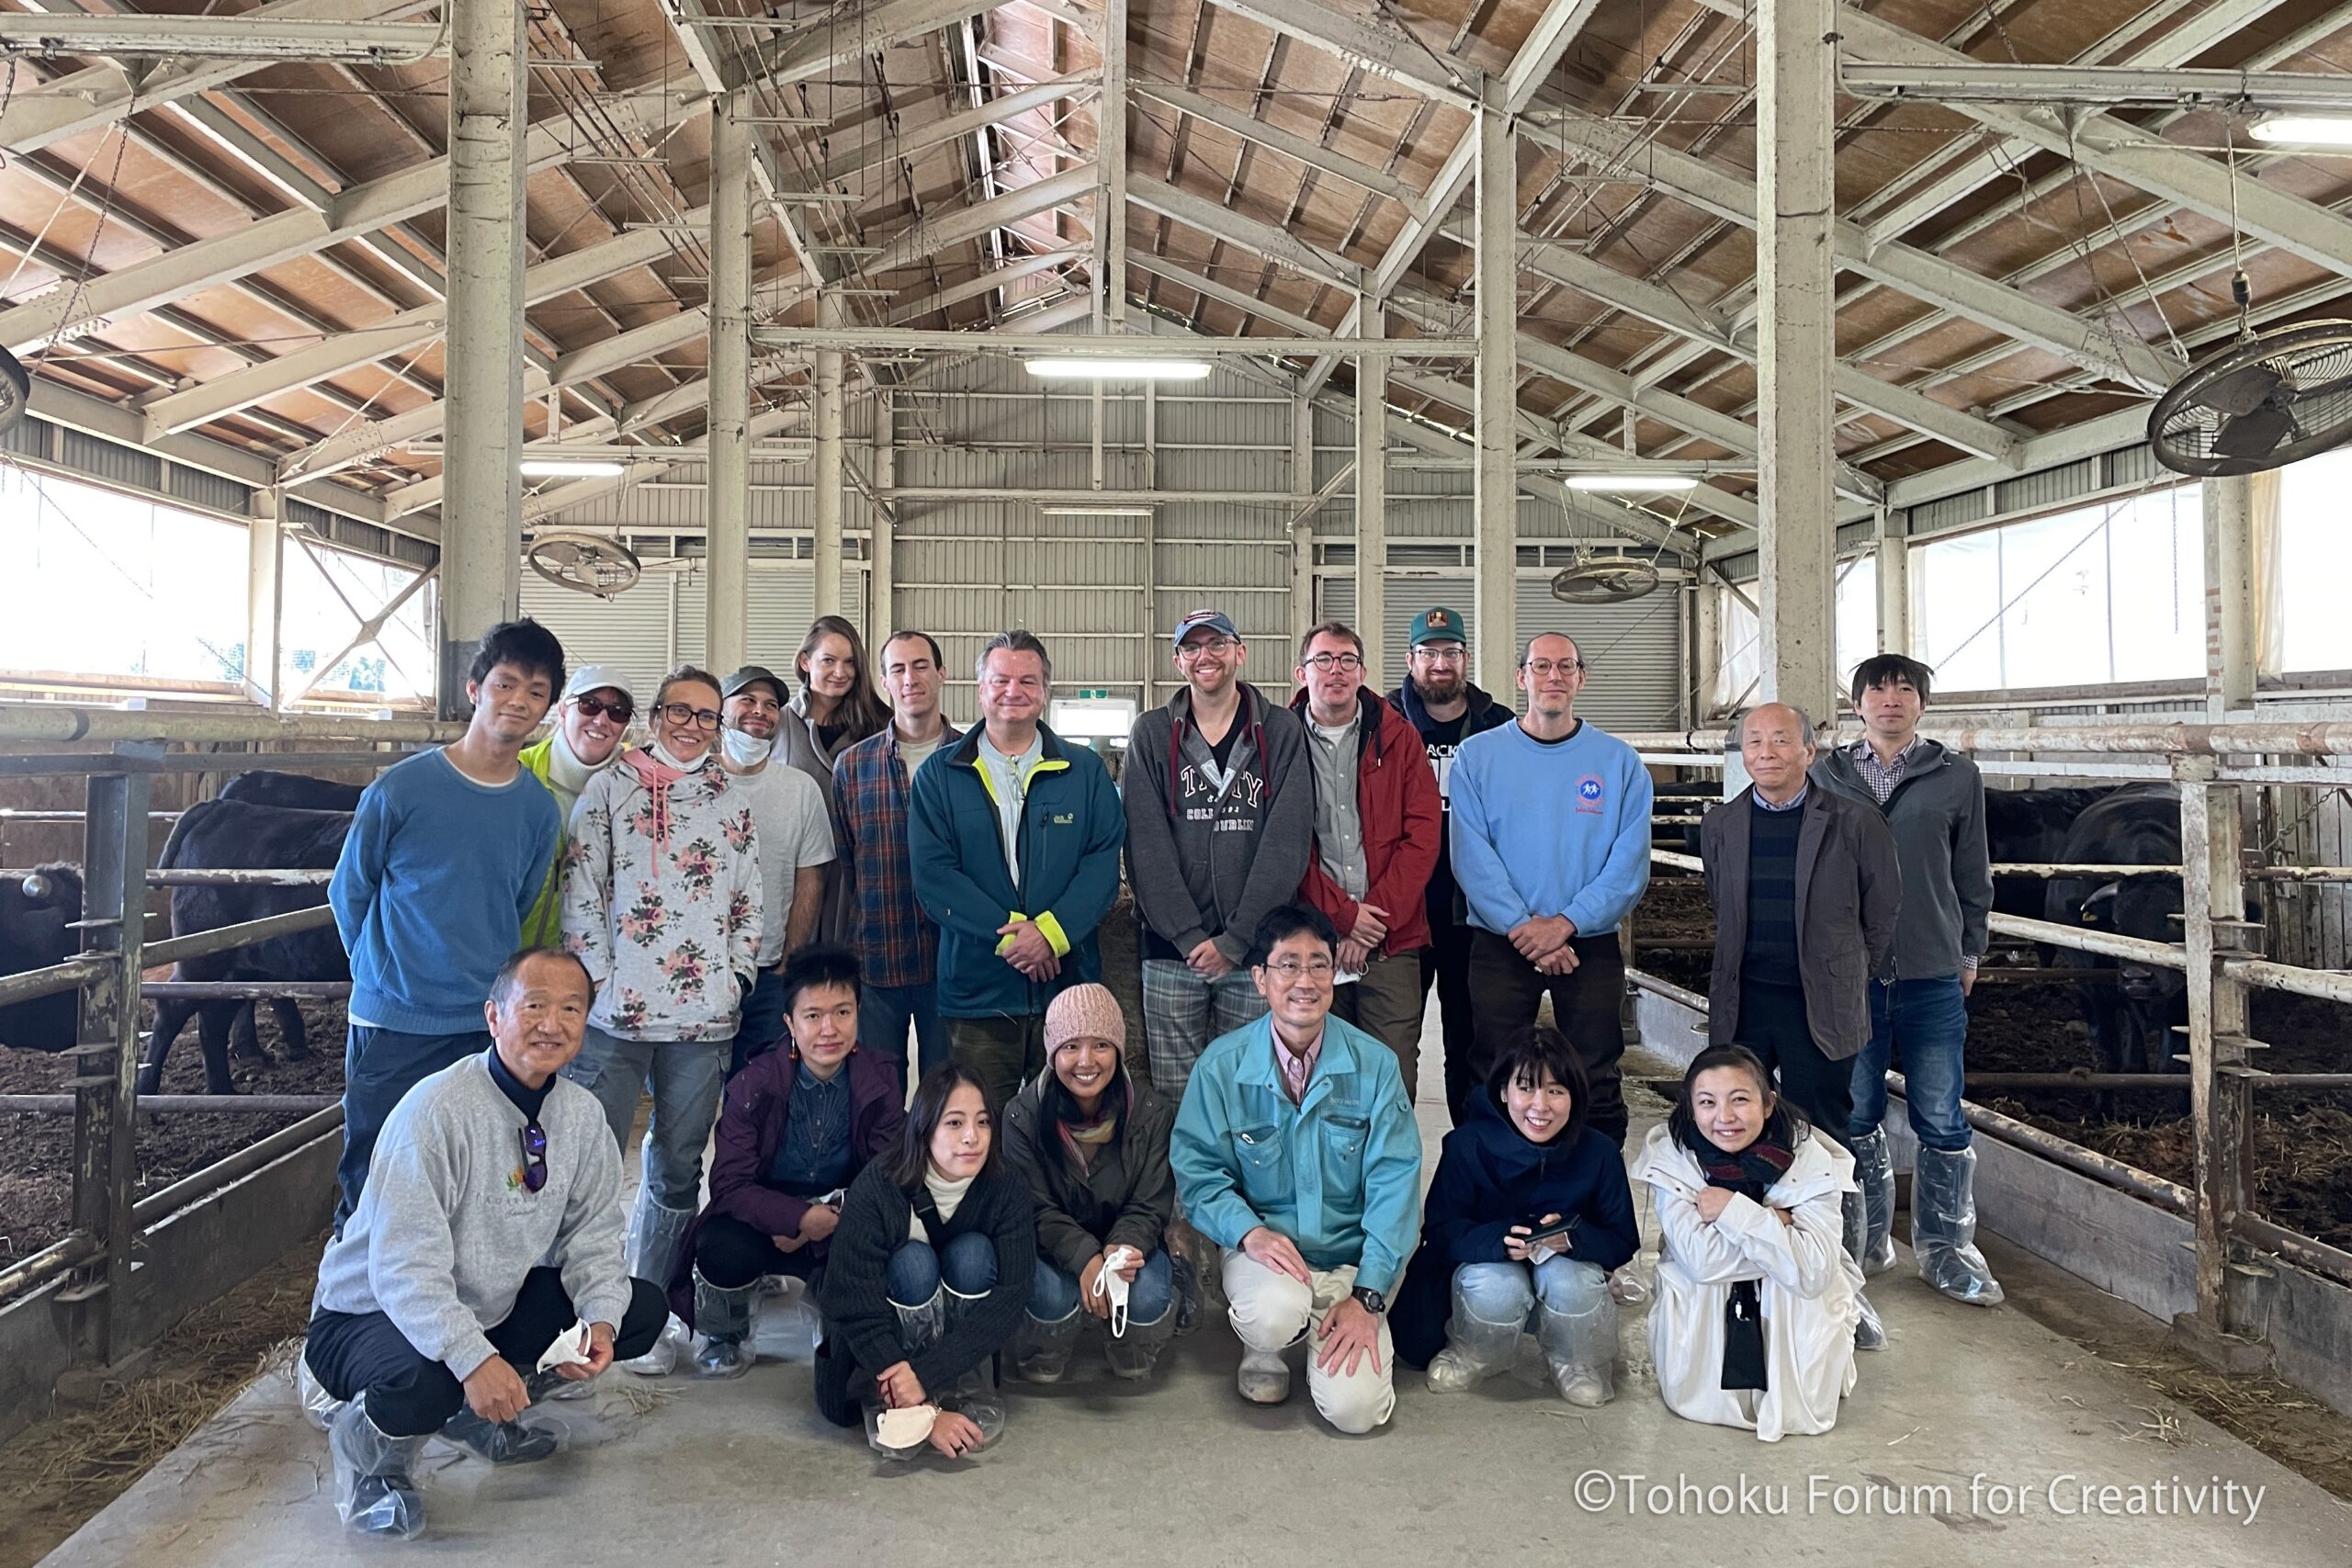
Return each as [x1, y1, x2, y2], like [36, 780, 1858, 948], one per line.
[831, 630, 962, 1080]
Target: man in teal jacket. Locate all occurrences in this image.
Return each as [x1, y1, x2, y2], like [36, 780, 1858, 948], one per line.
[908, 629, 1125, 1110]
[1171, 903, 1422, 1434]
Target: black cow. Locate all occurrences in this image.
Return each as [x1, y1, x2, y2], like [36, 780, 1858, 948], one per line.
[0, 863, 85, 1052]
[140, 798, 352, 1096]
[220, 769, 366, 813]
[2037, 787, 2186, 1088]
[1985, 785, 2120, 919]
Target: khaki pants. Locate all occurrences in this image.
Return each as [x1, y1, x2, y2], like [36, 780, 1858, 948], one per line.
[1222, 1249, 1396, 1435]
[1332, 949, 1429, 1103]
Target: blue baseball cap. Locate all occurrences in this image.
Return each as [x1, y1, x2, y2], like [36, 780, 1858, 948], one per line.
[1171, 608, 1241, 650]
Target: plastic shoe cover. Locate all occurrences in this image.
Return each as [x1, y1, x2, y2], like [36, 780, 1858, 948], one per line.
[623, 1314, 690, 1377]
[1103, 1309, 1173, 1382]
[626, 1190, 696, 1285]
[1607, 1269, 1649, 1307]
[1013, 1306, 1083, 1383]
[865, 1401, 936, 1461]
[330, 1400, 427, 1540]
[1911, 1145, 2006, 1306]
[1238, 1348, 1292, 1404]
[1841, 1190, 1888, 1350]
[1536, 1292, 1618, 1406]
[296, 1351, 345, 1431]
[1549, 1359, 1614, 1407]
[694, 1336, 753, 1379]
[524, 1367, 594, 1403]
[1426, 1279, 1523, 1393]
[693, 1270, 758, 1380]
[894, 1289, 949, 1354]
[440, 1407, 560, 1464]
[1850, 1128, 1900, 1276]
[940, 1289, 1005, 1444]
[1169, 1249, 1203, 1337]
[758, 1273, 791, 1297]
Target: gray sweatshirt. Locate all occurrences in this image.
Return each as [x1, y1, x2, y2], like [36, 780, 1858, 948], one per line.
[1811, 739, 1992, 982]
[312, 1055, 630, 1380]
[1122, 682, 1315, 965]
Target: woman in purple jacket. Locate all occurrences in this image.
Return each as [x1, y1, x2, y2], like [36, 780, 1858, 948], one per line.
[670, 945, 906, 1377]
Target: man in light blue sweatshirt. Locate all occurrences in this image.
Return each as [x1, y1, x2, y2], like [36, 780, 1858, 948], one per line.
[1449, 632, 1653, 1145]
[328, 619, 565, 1227]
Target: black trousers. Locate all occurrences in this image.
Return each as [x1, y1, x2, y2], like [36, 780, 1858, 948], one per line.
[1420, 919, 1482, 1125]
[1465, 929, 1628, 1145]
[304, 1268, 668, 1437]
[695, 1212, 823, 1291]
[1735, 979, 1854, 1140]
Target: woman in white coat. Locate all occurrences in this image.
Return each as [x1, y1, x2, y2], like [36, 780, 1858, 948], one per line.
[1633, 1044, 1862, 1441]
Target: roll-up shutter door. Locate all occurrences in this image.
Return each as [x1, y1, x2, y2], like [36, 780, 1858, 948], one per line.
[1517, 577, 1681, 731]
[519, 570, 674, 700]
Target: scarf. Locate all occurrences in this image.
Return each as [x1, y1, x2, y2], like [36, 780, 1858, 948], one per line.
[1680, 1124, 1794, 1393]
[621, 745, 695, 856]
[1057, 1077, 1129, 1174]
[543, 727, 601, 804]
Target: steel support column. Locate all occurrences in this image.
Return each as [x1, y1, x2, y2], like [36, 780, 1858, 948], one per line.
[245, 491, 283, 710]
[873, 391, 896, 654]
[1355, 292, 1387, 688]
[438, 0, 526, 716]
[1757, 0, 1838, 721]
[1291, 396, 1317, 659]
[1876, 503, 1910, 656]
[2177, 762, 2255, 1347]
[2204, 474, 2255, 719]
[1473, 108, 1519, 697]
[812, 349, 844, 619]
[705, 95, 752, 675]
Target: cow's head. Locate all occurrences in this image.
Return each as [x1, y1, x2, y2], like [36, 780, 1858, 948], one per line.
[0, 863, 86, 1052]
[2082, 874, 2187, 1001]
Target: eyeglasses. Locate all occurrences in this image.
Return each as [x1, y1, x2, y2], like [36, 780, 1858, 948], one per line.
[1177, 637, 1238, 659]
[656, 702, 722, 729]
[518, 1121, 548, 1193]
[572, 694, 633, 725]
[1300, 652, 1363, 673]
[1261, 957, 1335, 979]
[1522, 659, 1584, 679]
[1412, 646, 1464, 664]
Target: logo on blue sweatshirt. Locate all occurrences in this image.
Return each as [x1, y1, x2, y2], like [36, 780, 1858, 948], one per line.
[1576, 775, 1606, 814]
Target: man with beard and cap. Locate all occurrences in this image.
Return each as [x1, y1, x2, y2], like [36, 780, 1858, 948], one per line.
[718, 664, 839, 1073]
[519, 664, 636, 948]
[1388, 607, 1510, 1122]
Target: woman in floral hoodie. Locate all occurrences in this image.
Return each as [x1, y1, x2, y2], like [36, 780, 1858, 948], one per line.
[562, 665, 763, 1374]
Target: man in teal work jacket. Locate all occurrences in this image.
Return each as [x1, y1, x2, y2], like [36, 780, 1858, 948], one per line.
[1170, 902, 1423, 1434]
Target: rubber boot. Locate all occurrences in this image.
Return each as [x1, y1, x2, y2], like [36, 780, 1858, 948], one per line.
[1103, 1308, 1174, 1382]
[1850, 1127, 1900, 1275]
[865, 1291, 949, 1461]
[1842, 1190, 1888, 1351]
[621, 1191, 695, 1375]
[1535, 1281, 1618, 1408]
[1912, 1145, 2006, 1306]
[940, 1286, 1006, 1446]
[329, 1398, 428, 1540]
[1426, 1277, 1525, 1393]
[1013, 1305, 1084, 1383]
[439, 1405, 560, 1464]
[693, 1269, 758, 1380]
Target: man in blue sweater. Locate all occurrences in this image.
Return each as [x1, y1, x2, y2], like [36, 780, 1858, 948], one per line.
[328, 619, 565, 1226]
[1449, 632, 1652, 1145]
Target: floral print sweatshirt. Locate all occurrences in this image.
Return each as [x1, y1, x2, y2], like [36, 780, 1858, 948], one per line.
[560, 750, 763, 1042]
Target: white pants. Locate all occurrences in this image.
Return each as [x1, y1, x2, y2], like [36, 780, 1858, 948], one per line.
[1221, 1249, 1396, 1435]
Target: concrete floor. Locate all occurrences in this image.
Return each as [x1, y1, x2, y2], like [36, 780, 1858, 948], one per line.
[39, 1044, 2352, 1566]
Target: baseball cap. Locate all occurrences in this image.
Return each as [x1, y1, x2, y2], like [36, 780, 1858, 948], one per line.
[1410, 606, 1467, 648]
[1171, 608, 1241, 650]
[719, 664, 788, 704]
[563, 663, 637, 703]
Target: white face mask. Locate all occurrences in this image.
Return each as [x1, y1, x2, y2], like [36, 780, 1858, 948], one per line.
[719, 726, 773, 767]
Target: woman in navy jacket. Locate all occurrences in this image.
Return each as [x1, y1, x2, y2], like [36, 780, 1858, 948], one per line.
[1393, 1025, 1639, 1405]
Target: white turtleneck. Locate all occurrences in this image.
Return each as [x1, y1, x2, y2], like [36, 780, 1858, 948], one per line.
[911, 1166, 977, 1241]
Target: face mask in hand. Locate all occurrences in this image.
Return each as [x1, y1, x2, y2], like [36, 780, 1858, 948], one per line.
[1093, 1244, 1139, 1337]
[719, 727, 773, 767]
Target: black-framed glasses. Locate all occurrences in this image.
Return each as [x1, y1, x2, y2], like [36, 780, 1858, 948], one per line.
[1301, 652, 1364, 672]
[518, 1121, 548, 1193]
[573, 694, 634, 725]
[656, 701, 722, 729]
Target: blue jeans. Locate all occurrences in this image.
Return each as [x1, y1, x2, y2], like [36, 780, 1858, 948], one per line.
[887, 1232, 999, 1307]
[337, 1025, 491, 1230]
[730, 967, 791, 1077]
[565, 1024, 731, 1211]
[1849, 976, 1972, 1153]
[1027, 1248, 1174, 1325]
[860, 980, 949, 1081]
[1455, 1258, 1609, 1325]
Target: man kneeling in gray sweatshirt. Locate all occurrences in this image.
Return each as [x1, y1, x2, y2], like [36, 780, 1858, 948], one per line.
[303, 947, 666, 1540]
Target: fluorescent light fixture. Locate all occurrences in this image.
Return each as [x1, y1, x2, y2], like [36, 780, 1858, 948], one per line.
[0, 16, 447, 64]
[2249, 114, 2352, 145]
[1039, 504, 1155, 516]
[521, 458, 627, 478]
[1023, 357, 1211, 381]
[1049, 696, 1139, 743]
[1563, 474, 1700, 491]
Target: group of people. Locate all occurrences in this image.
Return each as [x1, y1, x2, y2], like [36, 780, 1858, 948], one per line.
[297, 602, 2002, 1537]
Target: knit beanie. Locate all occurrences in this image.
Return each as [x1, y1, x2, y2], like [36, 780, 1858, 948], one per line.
[1044, 983, 1126, 1053]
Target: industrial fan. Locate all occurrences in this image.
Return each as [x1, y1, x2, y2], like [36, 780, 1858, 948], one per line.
[1550, 552, 1661, 604]
[0, 345, 28, 435]
[526, 529, 642, 599]
[2149, 276, 2352, 477]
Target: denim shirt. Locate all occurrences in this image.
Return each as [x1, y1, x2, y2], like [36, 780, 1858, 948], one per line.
[1169, 1013, 1423, 1293]
[766, 1063, 853, 1194]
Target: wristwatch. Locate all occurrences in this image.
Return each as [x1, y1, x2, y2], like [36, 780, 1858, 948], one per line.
[1350, 1285, 1387, 1314]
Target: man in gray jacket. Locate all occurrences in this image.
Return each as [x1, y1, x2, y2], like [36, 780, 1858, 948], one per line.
[1810, 654, 2003, 1308]
[1704, 702, 1901, 1347]
[1123, 609, 1314, 1097]
[303, 948, 667, 1539]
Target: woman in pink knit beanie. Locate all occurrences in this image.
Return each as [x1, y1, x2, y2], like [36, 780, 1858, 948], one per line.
[1000, 982, 1184, 1383]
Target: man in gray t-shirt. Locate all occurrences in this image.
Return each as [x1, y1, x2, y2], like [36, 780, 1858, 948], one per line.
[718, 666, 839, 1069]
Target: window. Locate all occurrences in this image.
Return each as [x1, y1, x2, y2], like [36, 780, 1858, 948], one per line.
[280, 538, 435, 703]
[2278, 449, 2352, 672]
[1710, 554, 1881, 714]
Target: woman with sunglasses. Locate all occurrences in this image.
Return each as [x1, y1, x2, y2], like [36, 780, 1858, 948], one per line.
[778, 615, 890, 944]
[562, 665, 764, 1375]
[518, 664, 637, 947]
[815, 1064, 1035, 1461]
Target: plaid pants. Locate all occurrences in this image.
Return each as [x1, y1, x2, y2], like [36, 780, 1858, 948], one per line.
[1140, 959, 1267, 1099]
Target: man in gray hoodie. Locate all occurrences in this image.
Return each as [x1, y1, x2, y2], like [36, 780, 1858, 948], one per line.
[1123, 609, 1315, 1097]
[1810, 654, 2003, 1309]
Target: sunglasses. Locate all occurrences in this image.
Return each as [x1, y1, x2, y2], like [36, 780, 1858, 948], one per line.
[573, 694, 633, 725]
[518, 1121, 548, 1193]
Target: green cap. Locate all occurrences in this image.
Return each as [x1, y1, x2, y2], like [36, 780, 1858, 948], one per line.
[1409, 606, 1466, 648]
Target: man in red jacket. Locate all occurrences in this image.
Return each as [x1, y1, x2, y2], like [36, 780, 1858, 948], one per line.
[1291, 623, 1443, 1100]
